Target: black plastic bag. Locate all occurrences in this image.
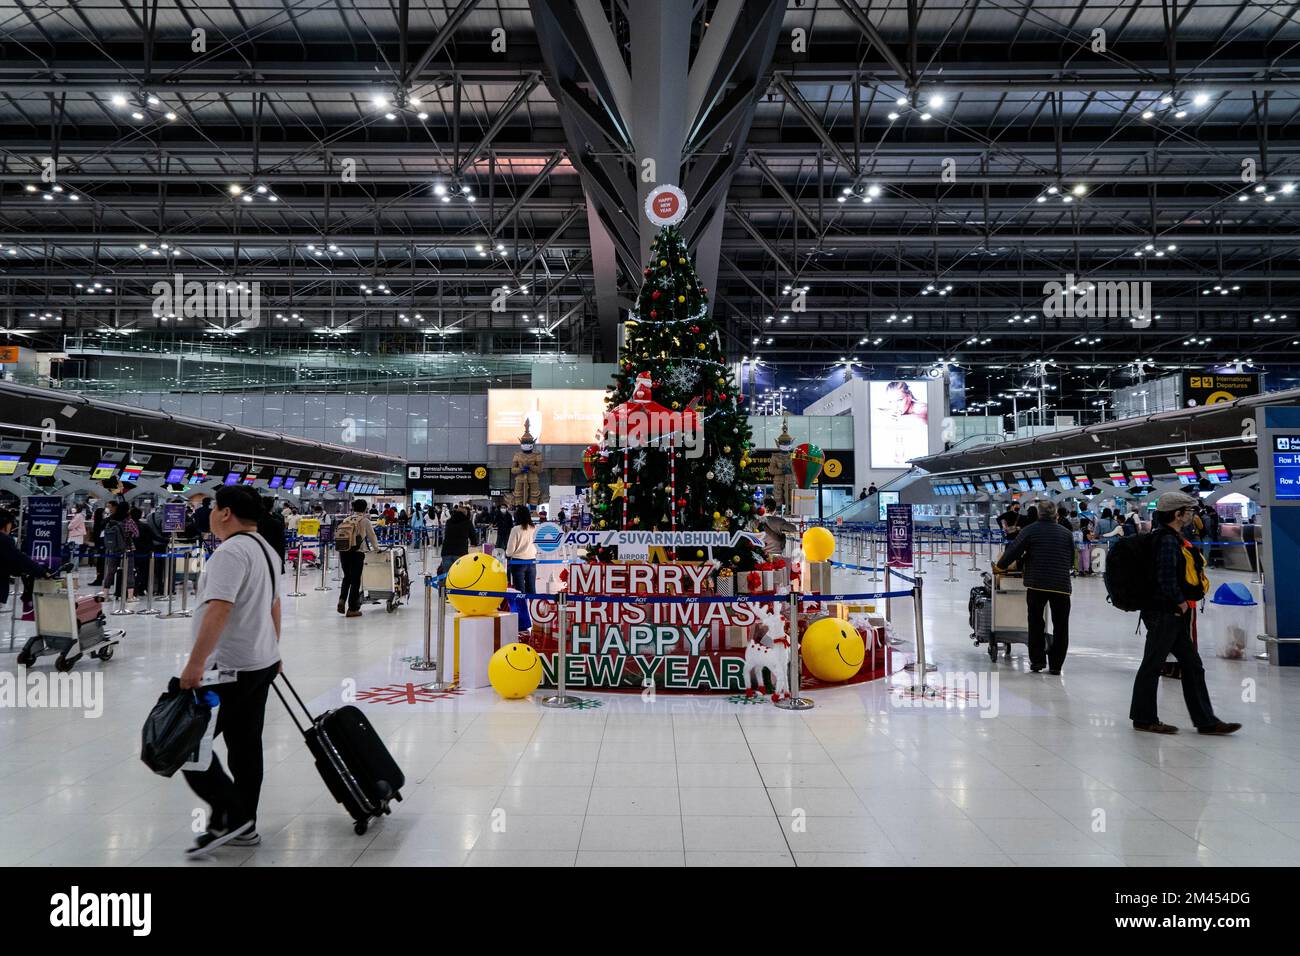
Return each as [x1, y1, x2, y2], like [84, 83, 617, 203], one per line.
[141, 678, 215, 777]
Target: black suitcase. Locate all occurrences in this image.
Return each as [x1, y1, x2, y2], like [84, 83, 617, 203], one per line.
[272, 674, 405, 834]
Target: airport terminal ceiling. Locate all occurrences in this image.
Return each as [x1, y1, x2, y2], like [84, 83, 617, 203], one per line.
[3, 0, 1300, 410]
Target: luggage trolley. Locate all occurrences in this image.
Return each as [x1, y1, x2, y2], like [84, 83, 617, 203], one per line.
[15, 572, 124, 671]
[362, 547, 411, 613]
[969, 570, 1036, 662]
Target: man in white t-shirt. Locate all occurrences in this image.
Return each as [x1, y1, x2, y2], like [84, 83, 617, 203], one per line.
[179, 484, 282, 857]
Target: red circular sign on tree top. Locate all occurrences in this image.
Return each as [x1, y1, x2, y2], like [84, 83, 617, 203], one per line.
[645, 184, 688, 226]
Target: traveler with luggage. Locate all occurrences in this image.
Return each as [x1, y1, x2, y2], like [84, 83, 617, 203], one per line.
[1122, 491, 1240, 736]
[994, 499, 1075, 674]
[177, 484, 283, 856]
[334, 499, 379, 618]
[505, 506, 538, 596]
[438, 506, 478, 575]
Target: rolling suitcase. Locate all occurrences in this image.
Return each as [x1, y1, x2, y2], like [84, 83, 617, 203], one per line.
[272, 674, 405, 834]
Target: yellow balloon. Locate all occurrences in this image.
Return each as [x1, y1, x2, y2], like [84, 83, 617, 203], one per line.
[488, 642, 544, 699]
[445, 553, 507, 616]
[802, 617, 865, 682]
[802, 526, 836, 562]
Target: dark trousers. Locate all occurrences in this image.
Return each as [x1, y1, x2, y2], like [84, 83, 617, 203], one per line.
[182, 662, 279, 829]
[508, 561, 536, 595]
[1130, 608, 1216, 728]
[338, 550, 365, 609]
[1025, 589, 1070, 671]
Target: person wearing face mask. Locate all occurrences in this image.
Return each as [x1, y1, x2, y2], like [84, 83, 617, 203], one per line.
[1129, 492, 1240, 736]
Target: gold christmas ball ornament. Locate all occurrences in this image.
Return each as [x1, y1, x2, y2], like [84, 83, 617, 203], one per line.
[697, 342, 706, 350]
[659, 259, 667, 266]
[677, 295, 685, 303]
[678, 257, 686, 264]
[723, 446, 731, 454]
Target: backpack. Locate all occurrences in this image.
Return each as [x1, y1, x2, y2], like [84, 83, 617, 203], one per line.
[1104, 532, 1156, 612]
[334, 515, 361, 552]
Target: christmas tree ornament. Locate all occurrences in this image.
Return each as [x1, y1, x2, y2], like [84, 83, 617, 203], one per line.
[582, 443, 602, 481]
[792, 442, 826, 488]
[678, 257, 686, 264]
[677, 295, 685, 303]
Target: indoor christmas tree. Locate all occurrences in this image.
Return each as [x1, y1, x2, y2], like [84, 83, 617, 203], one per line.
[587, 224, 763, 569]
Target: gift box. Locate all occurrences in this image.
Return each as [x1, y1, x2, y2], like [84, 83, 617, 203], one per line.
[445, 611, 519, 689]
[716, 571, 734, 597]
[725, 624, 749, 650]
[804, 560, 834, 594]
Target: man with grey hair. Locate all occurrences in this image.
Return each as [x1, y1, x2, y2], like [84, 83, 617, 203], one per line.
[994, 498, 1076, 673]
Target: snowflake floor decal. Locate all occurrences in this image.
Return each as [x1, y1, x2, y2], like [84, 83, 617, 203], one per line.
[726, 693, 769, 705]
[355, 682, 464, 704]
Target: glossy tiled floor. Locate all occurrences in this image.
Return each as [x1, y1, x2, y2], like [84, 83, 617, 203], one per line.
[3, 553, 1298, 867]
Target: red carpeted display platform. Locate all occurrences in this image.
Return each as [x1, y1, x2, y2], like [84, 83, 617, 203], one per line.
[517, 562, 897, 694]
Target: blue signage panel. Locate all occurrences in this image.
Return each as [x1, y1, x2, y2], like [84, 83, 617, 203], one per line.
[24, 495, 64, 571]
[886, 503, 913, 568]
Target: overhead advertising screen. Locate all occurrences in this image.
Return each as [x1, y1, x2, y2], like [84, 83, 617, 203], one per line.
[487, 389, 606, 446]
[269, 476, 284, 489]
[869, 380, 930, 469]
[92, 462, 118, 479]
[1174, 465, 1199, 483]
[1108, 470, 1128, 487]
[0, 454, 20, 475]
[121, 465, 143, 482]
[283, 477, 296, 489]
[28, 458, 59, 477]
[224, 471, 242, 485]
[1204, 464, 1232, 484]
[165, 467, 188, 483]
[1075, 475, 1093, 489]
[1130, 469, 1151, 485]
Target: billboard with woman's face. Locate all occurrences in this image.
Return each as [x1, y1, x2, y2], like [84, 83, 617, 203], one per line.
[869, 380, 930, 468]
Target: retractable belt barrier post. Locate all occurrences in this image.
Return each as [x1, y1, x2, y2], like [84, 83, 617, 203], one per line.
[138, 553, 160, 615]
[288, 539, 306, 597]
[315, 538, 330, 591]
[969, 529, 979, 571]
[411, 575, 441, 677]
[541, 588, 584, 708]
[774, 588, 814, 711]
[110, 553, 134, 616]
[7, 576, 17, 651]
[907, 576, 937, 694]
[170, 547, 194, 619]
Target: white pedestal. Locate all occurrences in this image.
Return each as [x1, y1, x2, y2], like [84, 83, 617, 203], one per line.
[443, 611, 520, 689]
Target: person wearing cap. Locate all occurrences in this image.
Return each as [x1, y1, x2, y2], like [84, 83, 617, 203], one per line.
[993, 498, 1075, 674]
[1129, 491, 1240, 736]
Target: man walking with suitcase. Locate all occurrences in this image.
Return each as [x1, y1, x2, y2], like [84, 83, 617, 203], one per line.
[335, 498, 380, 617]
[178, 485, 283, 856]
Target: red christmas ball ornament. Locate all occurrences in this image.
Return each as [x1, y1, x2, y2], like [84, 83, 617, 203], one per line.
[689, 325, 699, 334]
[757, 506, 766, 516]
[650, 310, 657, 318]
[677, 498, 686, 507]
[720, 393, 727, 400]
[651, 289, 661, 300]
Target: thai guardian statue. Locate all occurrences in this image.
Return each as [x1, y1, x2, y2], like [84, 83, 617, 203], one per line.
[768, 415, 795, 513]
[511, 420, 544, 506]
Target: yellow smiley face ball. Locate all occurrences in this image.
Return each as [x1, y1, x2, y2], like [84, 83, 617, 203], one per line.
[801, 526, 836, 562]
[488, 642, 543, 699]
[802, 617, 865, 683]
[445, 553, 507, 616]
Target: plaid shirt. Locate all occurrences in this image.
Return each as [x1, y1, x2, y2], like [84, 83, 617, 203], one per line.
[1152, 527, 1190, 608]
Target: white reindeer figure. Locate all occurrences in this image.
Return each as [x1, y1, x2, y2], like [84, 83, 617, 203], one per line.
[745, 603, 791, 702]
